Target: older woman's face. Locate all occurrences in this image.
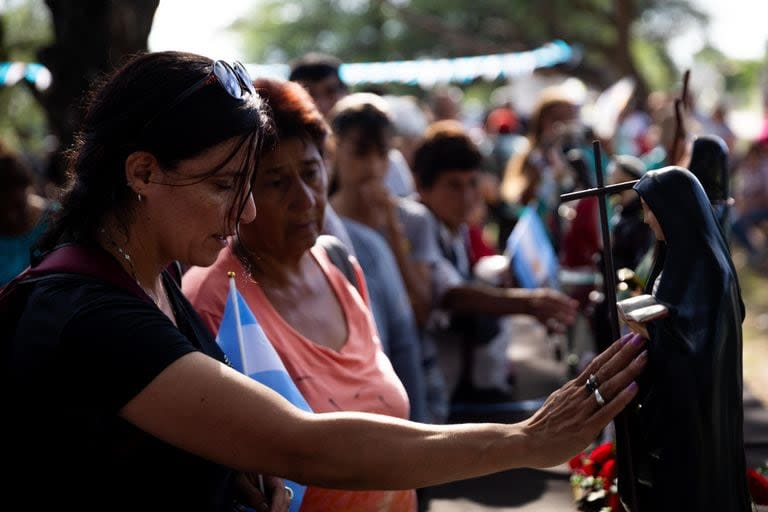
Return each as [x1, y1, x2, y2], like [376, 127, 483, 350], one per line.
[241, 137, 327, 258]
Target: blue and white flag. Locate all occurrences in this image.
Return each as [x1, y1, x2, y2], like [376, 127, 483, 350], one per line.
[216, 274, 310, 512]
[505, 206, 559, 289]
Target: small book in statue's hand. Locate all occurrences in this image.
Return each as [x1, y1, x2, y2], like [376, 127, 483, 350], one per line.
[617, 294, 669, 337]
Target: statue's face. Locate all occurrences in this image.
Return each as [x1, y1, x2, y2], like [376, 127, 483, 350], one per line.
[641, 199, 665, 241]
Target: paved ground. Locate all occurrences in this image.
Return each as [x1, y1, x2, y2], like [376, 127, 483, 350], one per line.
[422, 317, 768, 511]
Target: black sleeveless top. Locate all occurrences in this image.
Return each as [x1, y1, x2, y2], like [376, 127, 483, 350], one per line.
[4, 264, 239, 510]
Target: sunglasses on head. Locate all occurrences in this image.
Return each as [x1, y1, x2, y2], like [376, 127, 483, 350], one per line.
[142, 60, 256, 133]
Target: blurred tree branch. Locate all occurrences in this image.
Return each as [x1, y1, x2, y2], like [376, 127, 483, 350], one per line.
[237, 0, 706, 103]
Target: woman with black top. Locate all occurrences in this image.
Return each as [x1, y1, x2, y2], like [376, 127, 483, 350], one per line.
[3, 51, 647, 511]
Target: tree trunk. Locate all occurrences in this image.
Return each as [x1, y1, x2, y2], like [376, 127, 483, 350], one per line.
[37, 0, 159, 184]
[613, 0, 650, 105]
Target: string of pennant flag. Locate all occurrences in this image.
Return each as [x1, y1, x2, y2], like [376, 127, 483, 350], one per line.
[247, 39, 576, 86]
[2, 40, 575, 91]
[0, 61, 52, 91]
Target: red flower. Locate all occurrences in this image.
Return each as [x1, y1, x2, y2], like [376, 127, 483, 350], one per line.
[568, 453, 584, 471]
[581, 459, 596, 476]
[598, 459, 617, 489]
[607, 492, 620, 511]
[589, 442, 614, 464]
[747, 468, 768, 505]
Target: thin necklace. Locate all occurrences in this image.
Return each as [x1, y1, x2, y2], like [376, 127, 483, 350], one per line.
[100, 228, 162, 307]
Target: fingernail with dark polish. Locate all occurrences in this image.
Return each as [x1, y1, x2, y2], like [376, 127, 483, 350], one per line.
[632, 333, 645, 345]
[628, 381, 638, 391]
[620, 333, 634, 344]
[635, 349, 648, 362]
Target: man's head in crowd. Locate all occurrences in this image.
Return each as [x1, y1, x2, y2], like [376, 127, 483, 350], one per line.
[327, 92, 394, 189]
[429, 86, 463, 122]
[384, 94, 429, 170]
[528, 86, 579, 146]
[413, 121, 483, 232]
[608, 154, 646, 207]
[289, 52, 348, 117]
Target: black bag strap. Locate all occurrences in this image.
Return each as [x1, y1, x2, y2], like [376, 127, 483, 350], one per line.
[0, 244, 151, 307]
[0, 244, 184, 310]
[316, 235, 361, 295]
[0, 244, 153, 370]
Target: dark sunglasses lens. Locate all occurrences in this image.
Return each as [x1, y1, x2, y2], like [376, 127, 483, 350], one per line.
[233, 61, 255, 95]
[213, 61, 243, 99]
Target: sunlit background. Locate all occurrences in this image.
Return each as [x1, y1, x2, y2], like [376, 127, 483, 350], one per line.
[147, 0, 768, 139]
[149, 0, 768, 63]
[3, 0, 767, 155]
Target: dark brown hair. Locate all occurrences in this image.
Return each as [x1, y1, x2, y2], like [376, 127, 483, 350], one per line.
[288, 52, 344, 86]
[328, 93, 393, 157]
[413, 120, 482, 188]
[37, 51, 270, 254]
[254, 78, 330, 155]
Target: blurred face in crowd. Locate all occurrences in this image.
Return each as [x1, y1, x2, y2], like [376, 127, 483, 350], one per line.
[608, 168, 639, 207]
[419, 169, 481, 232]
[333, 128, 390, 188]
[432, 93, 460, 121]
[300, 75, 347, 117]
[240, 137, 327, 259]
[641, 199, 665, 241]
[538, 101, 579, 144]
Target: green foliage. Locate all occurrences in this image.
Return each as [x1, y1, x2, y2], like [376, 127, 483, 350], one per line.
[0, 86, 48, 151]
[633, 0, 707, 42]
[694, 45, 765, 108]
[1, 0, 53, 59]
[723, 60, 764, 107]
[630, 39, 676, 92]
[0, 0, 53, 153]
[235, 0, 395, 64]
[233, 0, 709, 103]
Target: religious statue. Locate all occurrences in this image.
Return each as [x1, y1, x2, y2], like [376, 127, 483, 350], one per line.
[687, 134, 732, 237]
[618, 166, 753, 511]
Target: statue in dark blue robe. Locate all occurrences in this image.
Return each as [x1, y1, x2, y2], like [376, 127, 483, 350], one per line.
[620, 166, 753, 511]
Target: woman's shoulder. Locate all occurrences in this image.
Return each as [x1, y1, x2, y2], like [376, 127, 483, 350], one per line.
[9, 273, 164, 352]
[396, 196, 432, 221]
[23, 273, 154, 317]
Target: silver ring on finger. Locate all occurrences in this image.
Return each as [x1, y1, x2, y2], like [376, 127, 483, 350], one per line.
[585, 373, 599, 394]
[285, 486, 294, 500]
[594, 388, 606, 407]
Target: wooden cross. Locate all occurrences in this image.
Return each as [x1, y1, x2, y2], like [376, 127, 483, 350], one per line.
[668, 69, 691, 166]
[561, 141, 637, 341]
[560, 140, 639, 512]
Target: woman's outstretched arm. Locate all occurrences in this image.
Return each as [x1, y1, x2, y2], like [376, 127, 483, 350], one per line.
[121, 332, 646, 489]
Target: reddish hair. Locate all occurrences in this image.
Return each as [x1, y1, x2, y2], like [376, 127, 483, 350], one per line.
[253, 78, 330, 154]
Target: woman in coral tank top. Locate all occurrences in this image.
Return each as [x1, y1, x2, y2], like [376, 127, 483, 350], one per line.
[183, 77, 415, 511]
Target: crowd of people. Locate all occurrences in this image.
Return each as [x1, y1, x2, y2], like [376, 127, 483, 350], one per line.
[1, 47, 762, 510]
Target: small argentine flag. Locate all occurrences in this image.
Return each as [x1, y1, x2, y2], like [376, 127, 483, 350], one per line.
[216, 273, 309, 512]
[506, 206, 560, 289]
